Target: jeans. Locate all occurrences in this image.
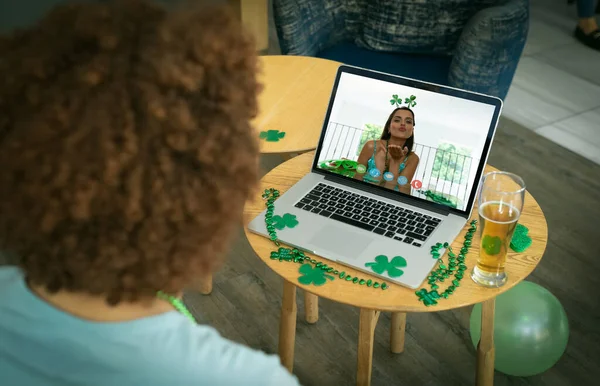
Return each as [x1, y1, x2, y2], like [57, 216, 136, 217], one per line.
[578, 0, 598, 18]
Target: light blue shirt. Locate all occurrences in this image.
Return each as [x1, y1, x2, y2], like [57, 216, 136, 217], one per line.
[0, 267, 300, 386]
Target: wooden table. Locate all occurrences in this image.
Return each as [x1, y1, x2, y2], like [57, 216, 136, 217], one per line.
[243, 151, 548, 386]
[253, 55, 341, 157]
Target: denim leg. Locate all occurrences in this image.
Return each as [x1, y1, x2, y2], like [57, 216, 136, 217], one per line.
[577, 0, 598, 18]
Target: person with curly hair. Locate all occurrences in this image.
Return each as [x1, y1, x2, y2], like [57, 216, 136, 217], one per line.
[0, 1, 299, 385]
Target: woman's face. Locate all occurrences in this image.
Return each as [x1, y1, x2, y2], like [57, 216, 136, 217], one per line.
[388, 110, 414, 139]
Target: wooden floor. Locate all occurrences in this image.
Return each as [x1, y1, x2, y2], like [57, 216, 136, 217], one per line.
[184, 117, 600, 386]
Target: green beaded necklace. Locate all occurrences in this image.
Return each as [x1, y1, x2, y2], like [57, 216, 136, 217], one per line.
[415, 219, 478, 306]
[263, 188, 478, 306]
[156, 291, 196, 323]
[263, 188, 390, 290]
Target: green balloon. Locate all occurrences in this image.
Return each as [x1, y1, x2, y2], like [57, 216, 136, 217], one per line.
[470, 281, 569, 377]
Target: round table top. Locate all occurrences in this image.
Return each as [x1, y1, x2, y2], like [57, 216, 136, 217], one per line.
[243, 152, 548, 312]
[253, 55, 341, 155]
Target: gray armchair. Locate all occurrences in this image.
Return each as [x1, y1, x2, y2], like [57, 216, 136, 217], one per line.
[273, 0, 530, 100]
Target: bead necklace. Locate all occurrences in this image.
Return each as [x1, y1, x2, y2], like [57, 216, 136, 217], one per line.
[156, 291, 196, 323]
[263, 188, 390, 290]
[264, 188, 477, 304]
[415, 219, 478, 306]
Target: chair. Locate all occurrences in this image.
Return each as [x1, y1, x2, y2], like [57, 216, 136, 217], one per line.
[272, 0, 529, 100]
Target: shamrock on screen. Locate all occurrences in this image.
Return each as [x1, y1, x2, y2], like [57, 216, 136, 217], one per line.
[390, 94, 402, 107]
[404, 95, 417, 108]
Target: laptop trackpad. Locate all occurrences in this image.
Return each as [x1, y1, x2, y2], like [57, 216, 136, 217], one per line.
[309, 225, 371, 259]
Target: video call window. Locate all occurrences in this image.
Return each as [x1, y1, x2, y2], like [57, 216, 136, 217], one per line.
[316, 73, 497, 211]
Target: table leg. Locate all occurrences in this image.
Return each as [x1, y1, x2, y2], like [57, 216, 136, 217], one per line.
[390, 312, 407, 354]
[279, 280, 297, 372]
[188, 271, 213, 295]
[304, 292, 319, 324]
[357, 308, 380, 386]
[476, 298, 496, 386]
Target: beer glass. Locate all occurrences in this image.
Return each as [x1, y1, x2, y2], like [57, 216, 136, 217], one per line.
[471, 171, 525, 288]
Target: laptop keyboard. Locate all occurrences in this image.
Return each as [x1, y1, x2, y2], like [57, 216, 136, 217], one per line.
[294, 183, 442, 247]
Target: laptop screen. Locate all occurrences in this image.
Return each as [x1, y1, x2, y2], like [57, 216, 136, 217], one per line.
[313, 68, 501, 214]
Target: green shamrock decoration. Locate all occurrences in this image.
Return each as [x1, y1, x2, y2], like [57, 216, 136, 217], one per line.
[404, 95, 417, 108]
[271, 213, 299, 230]
[297, 263, 335, 286]
[365, 255, 407, 278]
[259, 130, 286, 142]
[416, 288, 441, 306]
[390, 94, 402, 107]
[270, 247, 307, 263]
[482, 235, 502, 255]
[510, 223, 532, 252]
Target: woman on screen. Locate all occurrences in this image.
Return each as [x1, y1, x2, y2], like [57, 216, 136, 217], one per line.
[355, 107, 420, 194]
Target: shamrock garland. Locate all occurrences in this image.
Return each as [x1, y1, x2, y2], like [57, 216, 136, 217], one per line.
[259, 130, 286, 142]
[263, 188, 390, 290]
[262, 188, 479, 303]
[415, 219, 477, 306]
[365, 255, 407, 278]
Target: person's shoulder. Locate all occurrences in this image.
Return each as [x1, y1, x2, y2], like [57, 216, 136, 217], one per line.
[150, 321, 300, 386]
[409, 151, 420, 162]
[365, 140, 376, 150]
[0, 265, 22, 283]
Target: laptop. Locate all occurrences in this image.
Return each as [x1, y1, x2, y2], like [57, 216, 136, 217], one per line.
[248, 65, 502, 289]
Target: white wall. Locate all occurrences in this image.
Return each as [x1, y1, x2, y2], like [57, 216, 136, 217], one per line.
[327, 72, 496, 154]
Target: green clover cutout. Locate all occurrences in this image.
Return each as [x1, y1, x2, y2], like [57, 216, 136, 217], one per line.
[390, 94, 402, 107]
[259, 129, 286, 142]
[404, 95, 417, 108]
[272, 213, 299, 230]
[365, 255, 407, 278]
[416, 288, 441, 306]
[298, 263, 334, 286]
[510, 223, 532, 252]
[482, 235, 502, 255]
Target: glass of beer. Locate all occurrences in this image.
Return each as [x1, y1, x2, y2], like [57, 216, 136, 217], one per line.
[471, 171, 525, 288]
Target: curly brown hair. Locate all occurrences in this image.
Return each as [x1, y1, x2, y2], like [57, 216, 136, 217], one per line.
[0, 0, 260, 305]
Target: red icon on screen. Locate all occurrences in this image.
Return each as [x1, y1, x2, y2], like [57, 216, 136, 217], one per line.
[411, 179, 423, 189]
